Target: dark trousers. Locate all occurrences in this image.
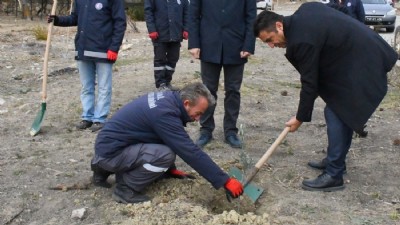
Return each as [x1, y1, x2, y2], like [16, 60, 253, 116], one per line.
[200, 61, 244, 137]
[324, 106, 353, 179]
[153, 42, 181, 88]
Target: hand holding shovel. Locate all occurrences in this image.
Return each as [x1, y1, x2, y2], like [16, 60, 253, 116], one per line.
[229, 126, 291, 202]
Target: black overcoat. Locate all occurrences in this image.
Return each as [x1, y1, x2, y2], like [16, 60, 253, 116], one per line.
[284, 2, 397, 133]
[188, 0, 257, 65]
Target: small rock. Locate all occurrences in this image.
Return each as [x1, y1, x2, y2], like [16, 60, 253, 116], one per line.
[19, 88, 31, 94]
[121, 43, 133, 51]
[69, 159, 78, 163]
[12, 74, 23, 80]
[71, 208, 86, 220]
[280, 90, 288, 96]
[0, 98, 5, 105]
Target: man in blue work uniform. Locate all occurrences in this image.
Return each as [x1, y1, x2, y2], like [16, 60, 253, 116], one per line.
[144, 0, 189, 91]
[328, 0, 365, 23]
[91, 82, 243, 203]
[48, 0, 126, 132]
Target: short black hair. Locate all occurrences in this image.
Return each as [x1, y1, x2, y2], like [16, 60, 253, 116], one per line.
[253, 10, 284, 37]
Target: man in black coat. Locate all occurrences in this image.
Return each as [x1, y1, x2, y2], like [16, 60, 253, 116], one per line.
[253, 2, 397, 191]
[188, 0, 257, 148]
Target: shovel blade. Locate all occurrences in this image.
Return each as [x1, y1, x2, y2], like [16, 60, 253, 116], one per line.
[229, 167, 264, 203]
[30, 102, 46, 136]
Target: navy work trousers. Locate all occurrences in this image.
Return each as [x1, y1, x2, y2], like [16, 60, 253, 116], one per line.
[153, 42, 181, 88]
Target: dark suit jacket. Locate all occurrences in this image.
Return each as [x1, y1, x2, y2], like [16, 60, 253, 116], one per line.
[188, 0, 256, 65]
[284, 2, 397, 133]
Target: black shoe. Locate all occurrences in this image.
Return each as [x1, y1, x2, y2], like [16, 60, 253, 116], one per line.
[112, 183, 150, 204]
[302, 173, 345, 192]
[158, 83, 170, 91]
[166, 83, 179, 91]
[91, 164, 112, 188]
[308, 158, 347, 174]
[90, 122, 104, 132]
[225, 134, 242, 148]
[76, 120, 93, 130]
[196, 133, 212, 148]
[308, 158, 328, 170]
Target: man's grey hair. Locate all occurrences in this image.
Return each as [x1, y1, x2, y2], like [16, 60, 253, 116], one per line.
[180, 82, 215, 106]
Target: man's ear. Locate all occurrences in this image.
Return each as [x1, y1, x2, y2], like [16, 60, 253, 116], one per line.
[276, 21, 283, 32]
[183, 99, 190, 108]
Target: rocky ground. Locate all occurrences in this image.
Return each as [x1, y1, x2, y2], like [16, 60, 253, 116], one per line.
[1, 2, 400, 225]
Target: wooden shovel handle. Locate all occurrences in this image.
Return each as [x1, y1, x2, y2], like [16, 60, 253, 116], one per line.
[42, 0, 58, 102]
[244, 126, 290, 186]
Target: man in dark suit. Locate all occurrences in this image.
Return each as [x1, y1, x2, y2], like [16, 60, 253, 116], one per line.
[188, 0, 257, 149]
[253, 3, 397, 191]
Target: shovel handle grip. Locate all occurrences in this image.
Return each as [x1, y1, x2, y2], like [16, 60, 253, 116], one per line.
[42, 0, 58, 101]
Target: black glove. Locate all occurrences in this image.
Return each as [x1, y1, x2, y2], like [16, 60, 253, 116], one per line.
[47, 15, 58, 24]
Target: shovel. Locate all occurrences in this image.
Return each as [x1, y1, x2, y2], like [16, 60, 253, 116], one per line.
[30, 0, 58, 136]
[229, 126, 291, 202]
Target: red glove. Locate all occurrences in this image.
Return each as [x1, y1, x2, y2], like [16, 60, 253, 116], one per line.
[149, 32, 159, 40]
[182, 31, 188, 40]
[107, 50, 118, 61]
[224, 178, 243, 198]
[167, 168, 196, 179]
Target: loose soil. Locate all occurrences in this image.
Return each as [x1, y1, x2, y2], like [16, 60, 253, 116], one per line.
[1, 3, 400, 225]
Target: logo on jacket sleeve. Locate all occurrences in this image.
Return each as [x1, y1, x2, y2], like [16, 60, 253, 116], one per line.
[177, 0, 181, 5]
[95, 3, 103, 10]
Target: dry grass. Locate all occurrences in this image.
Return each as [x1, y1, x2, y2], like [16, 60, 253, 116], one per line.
[32, 25, 47, 40]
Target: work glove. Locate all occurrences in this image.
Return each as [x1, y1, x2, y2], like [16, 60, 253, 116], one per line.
[224, 178, 243, 199]
[182, 31, 188, 40]
[47, 15, 58, 24]
[149, 32, 159, 40]
[107, 50, 118, 61]
[167, 168, 196, 179]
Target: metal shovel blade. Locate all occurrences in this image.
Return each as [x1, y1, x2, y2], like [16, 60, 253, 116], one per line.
[30, 102, 46, 136]
[229, 167, 264, 203]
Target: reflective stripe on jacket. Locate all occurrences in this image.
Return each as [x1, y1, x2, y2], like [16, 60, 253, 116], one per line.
[54, 0, 126, 63]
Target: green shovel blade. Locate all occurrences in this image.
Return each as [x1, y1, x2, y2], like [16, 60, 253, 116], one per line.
[30, 102, 46, 136]
[229, 167, 264, 203]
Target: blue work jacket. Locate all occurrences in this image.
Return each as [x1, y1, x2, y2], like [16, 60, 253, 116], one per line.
[330, 0, 365, 23]
[144, 0, 189, 42]
[54, 0, 126, 63]
[95, 91, 230, 189]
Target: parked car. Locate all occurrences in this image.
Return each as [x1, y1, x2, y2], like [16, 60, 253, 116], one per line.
[256, 0, 272, 10]
[362, 0, 397, 32]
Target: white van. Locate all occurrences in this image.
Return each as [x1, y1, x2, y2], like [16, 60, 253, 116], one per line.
[256, 0, 273, 10]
